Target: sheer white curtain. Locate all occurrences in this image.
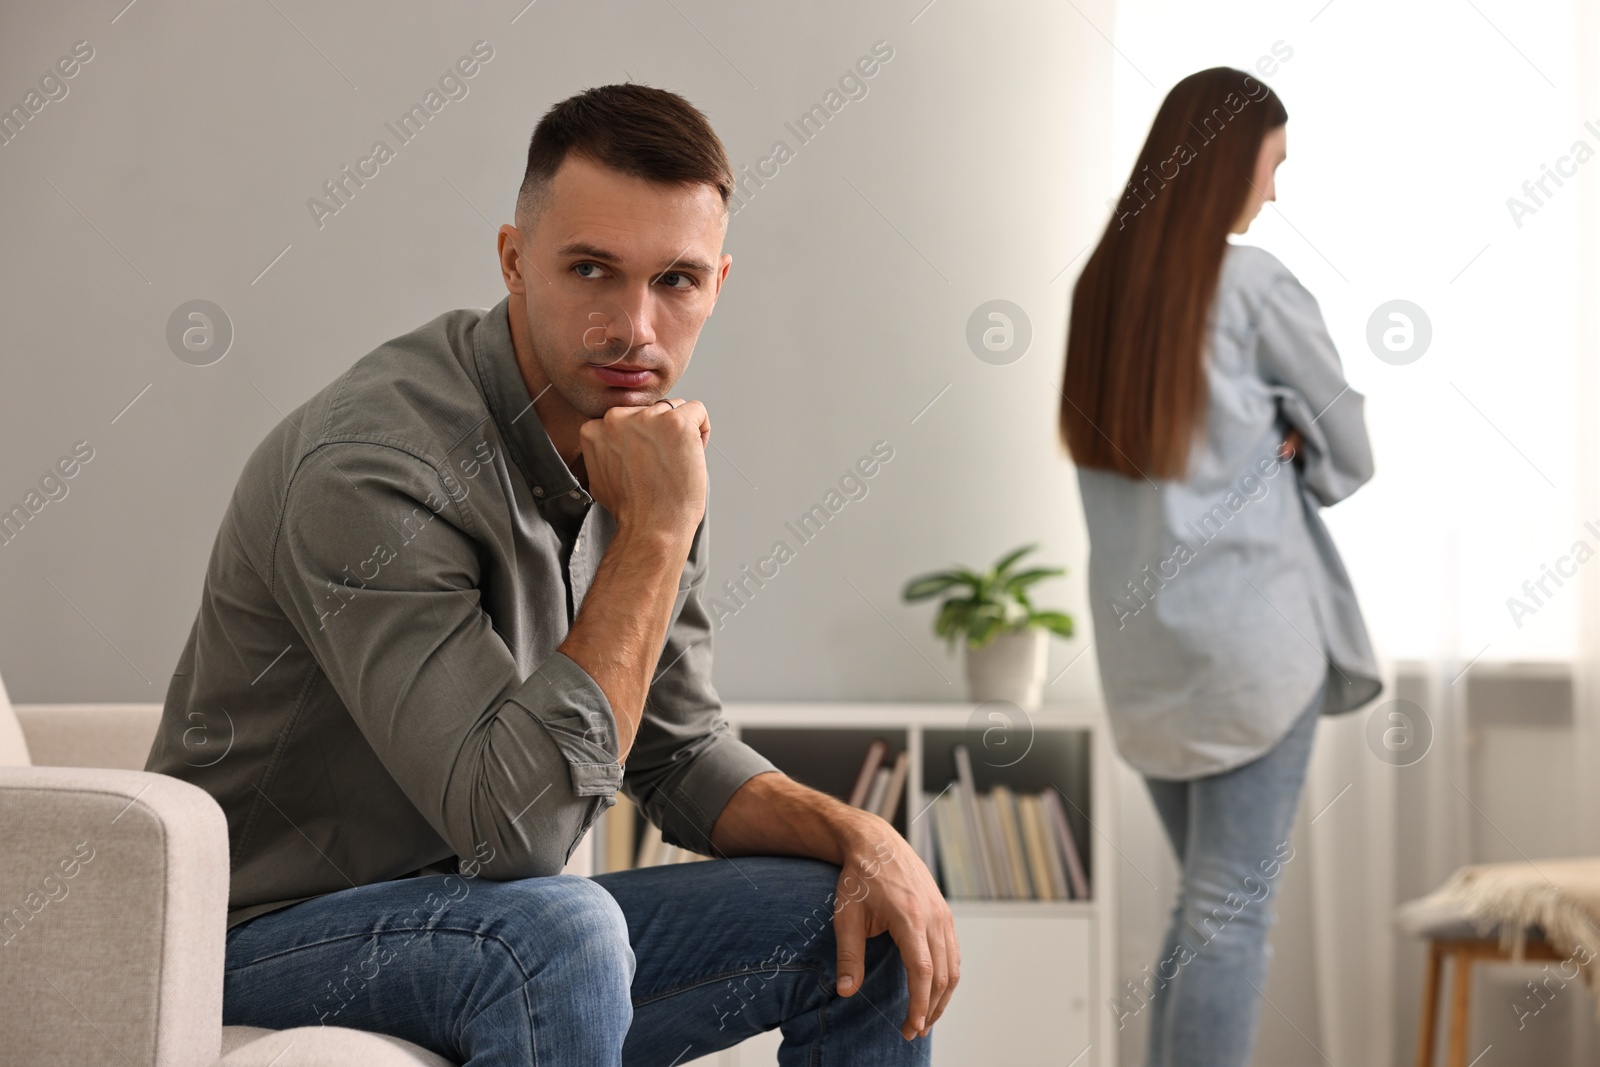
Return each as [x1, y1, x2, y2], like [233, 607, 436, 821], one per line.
[1103, 2, 1593, 1063]
[1572, 6, 1600, 1066]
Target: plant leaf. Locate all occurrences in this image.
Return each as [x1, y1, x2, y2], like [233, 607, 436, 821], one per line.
[991, 543, 1038, 579]
[902, 573, 969, 601]
[905, 545, 1075, 650]
[967, 613, 1003, 649]
[1002, 566, 1066, 593]
[1029, 610, 1076, 638]
[934, 598, 974, 640]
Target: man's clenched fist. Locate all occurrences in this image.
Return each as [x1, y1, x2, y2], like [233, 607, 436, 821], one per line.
[578, 398, 709, 540]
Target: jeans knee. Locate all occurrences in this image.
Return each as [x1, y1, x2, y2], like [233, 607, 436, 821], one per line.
[1176, 865, 1276, 956]
[545, 876, 634, 978]
[481, 875, 634, 1006]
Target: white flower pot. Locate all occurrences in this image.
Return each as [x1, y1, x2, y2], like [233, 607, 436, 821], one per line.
[964, 629, 1048, 710]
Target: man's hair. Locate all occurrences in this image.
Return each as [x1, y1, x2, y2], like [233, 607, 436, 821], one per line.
[514, 84, 734, 229]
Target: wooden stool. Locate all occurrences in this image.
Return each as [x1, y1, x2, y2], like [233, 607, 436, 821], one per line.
[1415, 935, 1561, 1067]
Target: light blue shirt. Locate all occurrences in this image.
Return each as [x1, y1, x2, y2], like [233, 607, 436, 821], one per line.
[1077, 242, 1382, 779]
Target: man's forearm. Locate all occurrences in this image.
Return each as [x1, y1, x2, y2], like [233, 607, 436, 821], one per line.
[711, 770, 886, 862]
[557, 526, 692, 760]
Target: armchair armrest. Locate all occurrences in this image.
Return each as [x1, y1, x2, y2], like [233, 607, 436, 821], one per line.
[0, 765, 228, 1066]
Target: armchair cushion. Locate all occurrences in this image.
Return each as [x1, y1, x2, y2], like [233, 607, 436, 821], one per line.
[219, 1027, 454, 1066]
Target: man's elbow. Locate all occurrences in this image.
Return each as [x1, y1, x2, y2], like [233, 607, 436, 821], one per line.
[475, 843, 570, 880]
[462, 793, 604, 881]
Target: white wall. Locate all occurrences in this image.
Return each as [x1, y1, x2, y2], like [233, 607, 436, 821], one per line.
[0, 0, 1113, 707]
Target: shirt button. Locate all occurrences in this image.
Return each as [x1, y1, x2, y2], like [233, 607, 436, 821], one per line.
[532, 486, 545, 497]
[569, 490, 582, 500]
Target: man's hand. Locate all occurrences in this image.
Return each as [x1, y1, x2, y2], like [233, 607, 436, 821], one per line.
[579, 397, 709, 540]
[832, 815, 960, 1042]
[711, 773, 960, 1044]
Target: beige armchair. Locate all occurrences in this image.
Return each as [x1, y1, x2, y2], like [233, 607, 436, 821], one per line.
[0, 674, 455, 1067]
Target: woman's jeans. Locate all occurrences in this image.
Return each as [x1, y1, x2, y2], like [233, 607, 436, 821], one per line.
[1136, 683, 1323, 1067]
[222, 855, 927, 1066]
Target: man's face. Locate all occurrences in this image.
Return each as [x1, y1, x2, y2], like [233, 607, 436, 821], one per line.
[502, 154, 731, 418]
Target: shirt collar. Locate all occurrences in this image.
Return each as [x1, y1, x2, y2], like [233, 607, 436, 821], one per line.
[473, 295, 590, 505]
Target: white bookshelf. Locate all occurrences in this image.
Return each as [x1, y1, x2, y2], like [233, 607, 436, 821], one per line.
[695, 701, 1120, 1067]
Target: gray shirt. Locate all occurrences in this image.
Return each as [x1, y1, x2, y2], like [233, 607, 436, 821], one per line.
[1078, 242, 1382, 779]
[147, 296, 776, 929]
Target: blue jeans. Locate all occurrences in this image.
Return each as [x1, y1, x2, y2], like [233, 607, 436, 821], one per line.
[1135, 683, 1323, 1067]
[222, 855, 927, 1066]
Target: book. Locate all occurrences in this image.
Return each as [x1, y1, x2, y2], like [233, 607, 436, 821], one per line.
[931, 793, 971, 898]
[863, 766, 893, 816]
[951, 745, 998, 897]
[1037, 795, 1075, 899]
[603, 795, 636, 874]
[911, 788, 938, 872]
[928, 793, 953, 895]
[848, 739, 890, 808]
[878, 750, 910, 823]
[980, 794, 1016, 898]
[1018, 794, 1065, 900]
[1015, 794, 1043, 898]
[991, 786, 1034, 900]
[1042, 788, 1090, 900]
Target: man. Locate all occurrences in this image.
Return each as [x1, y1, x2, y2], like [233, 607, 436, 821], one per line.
[146, 84, 957, 1064]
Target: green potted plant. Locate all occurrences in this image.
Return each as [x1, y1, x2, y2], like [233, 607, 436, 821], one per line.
[902, 544, 1075, 710]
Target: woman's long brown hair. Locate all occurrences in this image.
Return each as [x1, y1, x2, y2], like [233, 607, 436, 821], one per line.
[1061, 67, 1288, 481]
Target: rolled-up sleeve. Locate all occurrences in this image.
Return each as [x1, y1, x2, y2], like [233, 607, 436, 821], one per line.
[621, 514, 777, 853]
[274, 442, 619, 880]
[1254, 271, 1375, 506]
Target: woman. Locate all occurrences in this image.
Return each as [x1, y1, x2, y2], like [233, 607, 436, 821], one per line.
[1060, 68, 1382, 1067]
